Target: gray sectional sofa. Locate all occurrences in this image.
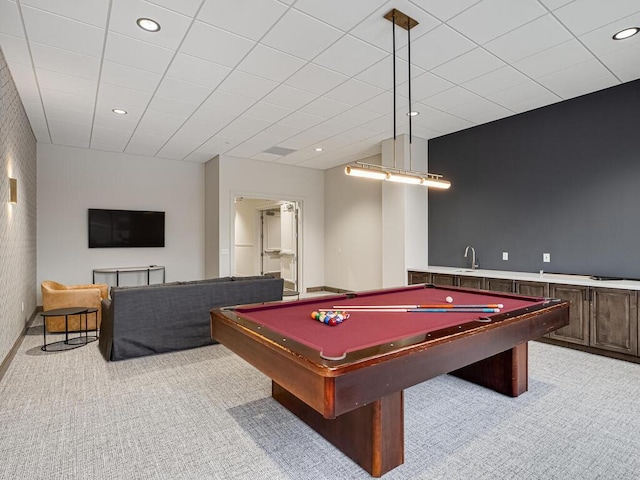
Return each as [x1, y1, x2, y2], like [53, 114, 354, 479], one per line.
[98, 275, 284, 361]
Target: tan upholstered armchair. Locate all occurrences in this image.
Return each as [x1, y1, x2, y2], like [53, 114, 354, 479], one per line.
[41, 281, 109, 332]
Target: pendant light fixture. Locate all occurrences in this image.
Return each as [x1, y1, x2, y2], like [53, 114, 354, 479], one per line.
[345, 9, 451, 190]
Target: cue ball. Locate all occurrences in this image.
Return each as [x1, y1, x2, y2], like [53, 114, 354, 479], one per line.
[445, 296, 453, 303]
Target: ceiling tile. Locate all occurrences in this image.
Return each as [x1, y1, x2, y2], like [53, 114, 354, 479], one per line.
[262, 84, 317, 110]
[182, 110, 238, 136]
[278, 129, 328, 150]
[156, 76, 213, 104]
[279, 111, 325, 130]
[244, 101, 293, 123]
[294, 0, 388, 32]
[45, 105, 93, 125]
[448, 96, 513, 124]
[145, 0, 202, 17]
[165, 53, 231, 88]
[299, 96, 352, 118]
[554, 0, 640, 37]
[125, 133, 167, 156]
[538, 0, 573, 10]
[578, 12, 640, 57]
[324, 78, 385, 106]
[421, 86, 481, 110]
[600, 41, 640, 82]
[408, 0, 483, 21]
[401, 72, 453, 102]
[198, 0, 288, 41]
[236, 44, 306, 83]
[513, 39, 594, 78]
[36, 68, 97, 98]
[200, 90, 256, 115]
[431, 48, 505, 84]
[0, 34, 30, 64]
[285, 63, 348, 95]
[94, 101, 144, 128]
[104, 32, 174, 74]
[217, 115, 272, 140]
[180, 20, 255, 68]
[91, 125, 132, 150]
[147, 95, 199, 117]
[109, 0, 193, 50]
[20, 0, 110, 27]
[40, 88, 95, 115]
[218, 70, 278, 99]
[261, 9, 343, 60]
[314, 34, 387, 77]
[22, 6, 104, 57]
[135, 110, 187, 136]
[486, 80, 555, 109]
[484, 14, 573, 64]
[536, 59, 620, 99]
[98, 82, 152, 108]
[30, 42, 101, 79]
[0, 0, 24, 37]
[448, 0, 546, 45]
[356, 56, 424, 90]
[462, 66, 529, 97]
[48, 118, 91, 148]
[404, 24, 475, 70]
[101, 61, 162, 93]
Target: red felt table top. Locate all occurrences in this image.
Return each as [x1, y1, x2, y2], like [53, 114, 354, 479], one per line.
[234, 285, 544, 360]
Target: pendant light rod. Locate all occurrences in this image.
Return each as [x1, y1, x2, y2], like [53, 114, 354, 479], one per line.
[344, 9, 451, 190]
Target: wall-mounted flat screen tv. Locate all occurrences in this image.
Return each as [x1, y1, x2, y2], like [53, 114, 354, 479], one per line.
[88, 209, 165, 248]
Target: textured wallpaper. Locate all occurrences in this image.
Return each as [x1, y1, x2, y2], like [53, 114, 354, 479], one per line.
[0, 47, 37, 364]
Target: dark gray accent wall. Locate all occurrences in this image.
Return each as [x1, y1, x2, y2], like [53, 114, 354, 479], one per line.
[428, 79, 640, 279]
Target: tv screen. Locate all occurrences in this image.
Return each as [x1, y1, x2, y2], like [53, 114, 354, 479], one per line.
[88, 209, 165, 248]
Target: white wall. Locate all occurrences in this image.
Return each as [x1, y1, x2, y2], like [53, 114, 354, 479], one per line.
[37, 144, 205, 302]
[206, 155, 325, 292]
[324, 155, 383, 291]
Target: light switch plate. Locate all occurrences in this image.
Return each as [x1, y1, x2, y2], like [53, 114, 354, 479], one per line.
[543, 253, 551, 262]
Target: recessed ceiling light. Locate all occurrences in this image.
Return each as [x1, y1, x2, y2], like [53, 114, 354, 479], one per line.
[612, 27, 639, 40]
[407, 111, 419, 117]
[137, 17, 161, 32]
[315, 147, 323, 152]
[112, 108, 128, 115]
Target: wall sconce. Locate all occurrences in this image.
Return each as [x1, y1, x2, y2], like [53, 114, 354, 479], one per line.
[9, 177, 17, 204]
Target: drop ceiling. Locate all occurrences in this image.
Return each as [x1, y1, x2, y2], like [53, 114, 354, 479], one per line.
[1, 0, 638, 170]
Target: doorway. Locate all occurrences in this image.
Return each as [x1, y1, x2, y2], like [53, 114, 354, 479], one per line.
[234, 197, 300, 293]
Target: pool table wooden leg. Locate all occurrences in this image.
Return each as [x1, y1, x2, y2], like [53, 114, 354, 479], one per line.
[449, 342, 528, 397]
[272, 382, 404, 477]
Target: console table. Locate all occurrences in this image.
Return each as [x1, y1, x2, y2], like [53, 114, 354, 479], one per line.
[92, 265, 165, 286]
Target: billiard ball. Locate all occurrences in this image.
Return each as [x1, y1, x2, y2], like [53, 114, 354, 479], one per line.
[445, 296, 453, 303]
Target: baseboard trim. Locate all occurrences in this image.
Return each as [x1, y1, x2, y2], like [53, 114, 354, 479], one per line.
[535, 337, 640, 364]
[0, 307, 39, 383]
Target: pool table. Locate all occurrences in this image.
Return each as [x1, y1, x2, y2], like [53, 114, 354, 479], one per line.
[210, 284, 569, 477]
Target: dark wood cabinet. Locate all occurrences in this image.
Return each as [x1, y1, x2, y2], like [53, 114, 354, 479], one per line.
[408, 271, 430, 285]
[406, 271, 640, 362]
[484, 277, 514, 293]
[516, 280, 548, 297]
[430, 273, 456, 286]
[590, 288, 638, 355]
[548, 284, 590, 346]
[458, 275, 484, 289]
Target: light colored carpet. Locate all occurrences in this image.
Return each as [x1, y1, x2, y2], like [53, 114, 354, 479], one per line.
[1, 319, 639, 479]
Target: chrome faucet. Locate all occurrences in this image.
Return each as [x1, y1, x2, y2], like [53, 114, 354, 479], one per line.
[464, 245, 478, 270]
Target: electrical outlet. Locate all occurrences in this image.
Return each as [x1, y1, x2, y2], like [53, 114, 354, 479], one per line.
[502, 252, 508, 261]
[543, 253, 551, 263]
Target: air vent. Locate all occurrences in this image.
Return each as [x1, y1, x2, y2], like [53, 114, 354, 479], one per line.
[263, 146, 296, 156]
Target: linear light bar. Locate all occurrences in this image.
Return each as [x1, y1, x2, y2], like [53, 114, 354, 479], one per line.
[345, 165, 388, 180]
[386, 172, 423, 185]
